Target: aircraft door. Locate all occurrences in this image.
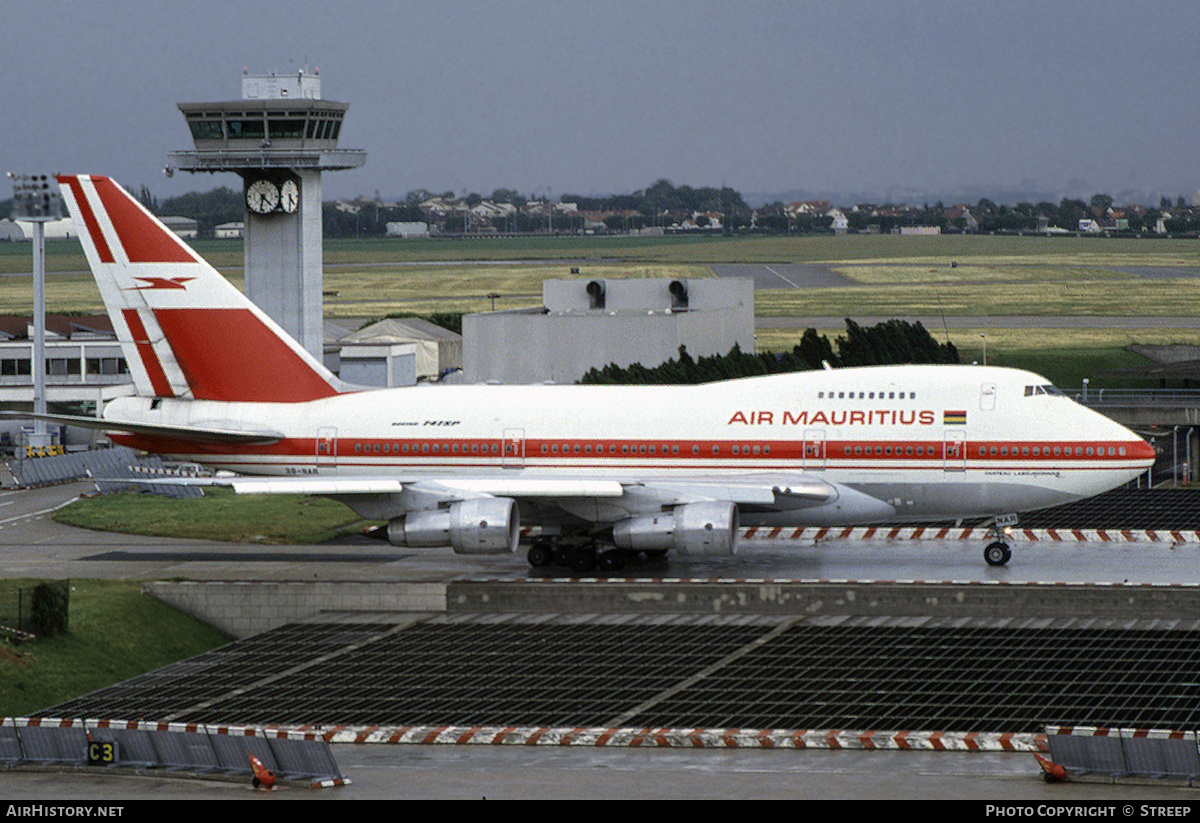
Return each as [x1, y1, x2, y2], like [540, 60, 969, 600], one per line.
[802, 429, 826, 470]
[316, 426, 337, 470]
[502, 428, 525, 469]
[980, 383, 997, 411]
[943, 430, 966, 472]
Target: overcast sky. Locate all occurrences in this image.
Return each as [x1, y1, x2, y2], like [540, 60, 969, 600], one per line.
[4, 0, 1198, 205]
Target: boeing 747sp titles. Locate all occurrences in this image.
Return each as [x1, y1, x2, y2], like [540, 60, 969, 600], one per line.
[25, 176, 1156, 571]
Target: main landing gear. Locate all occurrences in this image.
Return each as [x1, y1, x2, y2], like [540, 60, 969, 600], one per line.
[526, 537, 638, 574]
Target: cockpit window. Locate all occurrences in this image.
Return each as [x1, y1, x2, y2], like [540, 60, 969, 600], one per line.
[1024, 384, 1064, 397]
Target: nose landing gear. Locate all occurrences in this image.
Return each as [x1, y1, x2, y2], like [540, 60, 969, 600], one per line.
[984, 540, 1012, 566]
[983, 515, 1018, 566]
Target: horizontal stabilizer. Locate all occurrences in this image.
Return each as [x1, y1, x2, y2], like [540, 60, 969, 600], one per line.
[0, 411, 283, 444]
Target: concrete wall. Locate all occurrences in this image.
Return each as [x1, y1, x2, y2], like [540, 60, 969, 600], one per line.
[143, 578, 1200, 639]
[143, 580, 446, 638]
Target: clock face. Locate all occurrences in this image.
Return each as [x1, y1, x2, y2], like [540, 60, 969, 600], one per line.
[246, 179, 280, 214]
[279, 179, 299, 213]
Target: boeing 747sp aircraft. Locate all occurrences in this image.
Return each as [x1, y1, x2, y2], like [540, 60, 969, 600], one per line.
[31, 176, 1156, 571]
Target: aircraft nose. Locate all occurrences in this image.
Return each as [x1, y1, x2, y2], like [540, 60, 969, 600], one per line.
[1128, 438, 1157, 464]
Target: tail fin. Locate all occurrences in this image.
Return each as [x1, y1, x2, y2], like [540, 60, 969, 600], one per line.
[57, 175, 343, 403]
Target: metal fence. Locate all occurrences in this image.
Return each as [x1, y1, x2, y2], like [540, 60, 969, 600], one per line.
[1079, 389, 1200, 407]
[1045, 725, 1200, 783]
[7, 445, 203, 499]
[0, 718, 348, 788]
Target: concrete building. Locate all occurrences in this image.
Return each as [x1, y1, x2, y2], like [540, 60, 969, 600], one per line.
[330, 316, 463, 386]
[0, 315, 135, 451]
[463, 277, 754, 384]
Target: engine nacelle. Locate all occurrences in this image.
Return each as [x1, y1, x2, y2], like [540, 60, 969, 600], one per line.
[386, 498, 519, 554]
[612, 501, 738, 558]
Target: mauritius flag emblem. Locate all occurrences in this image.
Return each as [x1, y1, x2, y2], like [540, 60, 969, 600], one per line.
[943, 410, 967, 425]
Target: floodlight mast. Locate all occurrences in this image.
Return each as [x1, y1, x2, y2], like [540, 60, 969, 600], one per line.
[7, 173, 63, 450]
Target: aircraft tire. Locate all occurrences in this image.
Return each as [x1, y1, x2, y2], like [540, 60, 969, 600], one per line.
[984, 541, 1011, 566]
[597, 550, 626, 573]
[527, 542, 554, 568]
[570, 548, 597, 574]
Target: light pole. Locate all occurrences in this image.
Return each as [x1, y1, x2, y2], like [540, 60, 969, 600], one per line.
[8, 173, 62, 453]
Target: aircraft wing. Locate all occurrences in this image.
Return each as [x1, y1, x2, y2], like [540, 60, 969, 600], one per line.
[163, 470, 884, 518]
[214, 476, 627, 498]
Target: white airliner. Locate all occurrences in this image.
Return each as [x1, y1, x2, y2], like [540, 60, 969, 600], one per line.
[33, 175, 1156, 571]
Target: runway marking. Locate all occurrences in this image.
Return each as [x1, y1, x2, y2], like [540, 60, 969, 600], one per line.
[762, 265, 800, 288]
[0, 500, 78, 529]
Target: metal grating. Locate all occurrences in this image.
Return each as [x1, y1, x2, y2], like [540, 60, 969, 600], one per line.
[36, 615, 1200, 735]
[626, 618, 1200, 733]
[990, 488, 1200, 531]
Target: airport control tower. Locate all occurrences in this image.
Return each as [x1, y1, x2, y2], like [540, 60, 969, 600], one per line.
[167, 70, 366, 359]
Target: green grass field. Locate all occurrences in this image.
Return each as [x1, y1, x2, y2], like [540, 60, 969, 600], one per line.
[53, 487, 376, 544]
[3, 231, 1196, 387]
[0, 579, 230, 717]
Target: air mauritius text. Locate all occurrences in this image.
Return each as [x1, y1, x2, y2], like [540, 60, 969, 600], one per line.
[728, 409, 936, 426]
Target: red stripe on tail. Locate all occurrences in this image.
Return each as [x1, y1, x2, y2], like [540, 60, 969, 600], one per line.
[121, 310, 175, 397]
[153, 308, 340, 402]
[91, 177, 196, 264]
[59, 176, 115, 264]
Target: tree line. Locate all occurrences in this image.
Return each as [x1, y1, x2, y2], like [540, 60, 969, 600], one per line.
[579, 319, 959, 385]
[107, 180, 1200, 239]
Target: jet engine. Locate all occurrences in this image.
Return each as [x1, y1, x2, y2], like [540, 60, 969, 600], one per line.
[385, 498, 519, 554]
[612, 501, 738, 558]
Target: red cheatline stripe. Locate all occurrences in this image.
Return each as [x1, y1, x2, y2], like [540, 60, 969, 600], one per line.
[59, 176, 114, 264]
